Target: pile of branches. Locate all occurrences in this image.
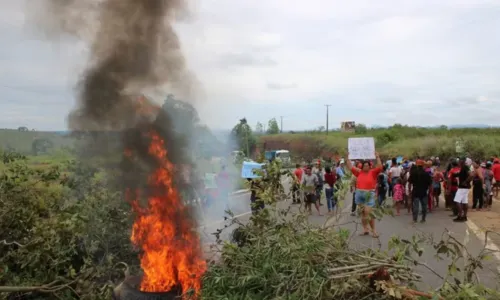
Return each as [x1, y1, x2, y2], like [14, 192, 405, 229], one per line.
[201, 211, 428, 300]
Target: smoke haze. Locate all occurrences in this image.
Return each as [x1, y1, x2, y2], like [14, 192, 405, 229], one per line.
[27, 0, 246, 231]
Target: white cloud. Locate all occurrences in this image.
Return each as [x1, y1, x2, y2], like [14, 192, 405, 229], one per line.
[1, 0, 500, 130]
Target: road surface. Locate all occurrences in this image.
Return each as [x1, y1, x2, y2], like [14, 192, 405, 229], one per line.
[197, 177, 500, 291]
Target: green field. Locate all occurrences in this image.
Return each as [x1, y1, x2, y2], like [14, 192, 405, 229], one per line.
[0, 129, 73, 154]
[0, 128, 244, 188]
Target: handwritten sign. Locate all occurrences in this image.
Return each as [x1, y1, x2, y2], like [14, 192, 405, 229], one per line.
[241, 161, 264, 179]
[348, 137, 375, 160]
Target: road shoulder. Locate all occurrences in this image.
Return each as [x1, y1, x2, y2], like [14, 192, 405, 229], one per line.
[466, 199, 500, 267]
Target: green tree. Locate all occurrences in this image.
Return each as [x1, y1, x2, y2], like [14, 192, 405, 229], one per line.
[161, 94, 200, 136]
[231, 118, 256, 157]
[255, 122, 264, 134]
[355, 123, 368, 134]
[267, 118, 280, 134]
[162, 94, 222, 158]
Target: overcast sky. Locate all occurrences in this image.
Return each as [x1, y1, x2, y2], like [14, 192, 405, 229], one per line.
[1, 0, 500, 131]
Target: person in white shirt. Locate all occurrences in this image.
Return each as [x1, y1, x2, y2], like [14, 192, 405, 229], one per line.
[388, 158, 402, 196]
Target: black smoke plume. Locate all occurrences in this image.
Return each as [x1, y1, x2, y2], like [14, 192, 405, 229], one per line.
[30, 0, 198, 201]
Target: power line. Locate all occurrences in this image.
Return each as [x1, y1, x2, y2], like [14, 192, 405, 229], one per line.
[325, 105, 331, 135]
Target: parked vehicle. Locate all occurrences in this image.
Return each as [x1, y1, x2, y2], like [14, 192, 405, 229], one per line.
[264, 149, 291, 166]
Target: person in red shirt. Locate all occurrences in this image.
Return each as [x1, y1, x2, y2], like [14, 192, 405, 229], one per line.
[431, 167, 444, 208]
[492, 159, 500, 198]
[292, 164, 304, 204]
[345, 152, 383, 238]
[446, 160, 460, 216]
[323, 166, 339, 214]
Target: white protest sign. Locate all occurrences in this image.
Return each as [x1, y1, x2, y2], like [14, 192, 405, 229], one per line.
[348, 137, 375, 160]
[241, 161, 264, 179]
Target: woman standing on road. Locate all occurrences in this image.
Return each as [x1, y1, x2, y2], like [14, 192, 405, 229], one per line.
[345, 152, 383, 238]
[405, 164, 415, 214]
[324, 166, 339, 214]
[451, 157, 474, 222]
[388, 158, 401, 197]
[350, 172, 357, 216]
[471, 160, 485, 211]
[431, 166, 444, 208]
[483, 162, 494, 210]
[392, 178, 404, 216]
[313, 163, 324, 206]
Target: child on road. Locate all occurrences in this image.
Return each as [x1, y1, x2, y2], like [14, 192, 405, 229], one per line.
[393, 178, 404, 216]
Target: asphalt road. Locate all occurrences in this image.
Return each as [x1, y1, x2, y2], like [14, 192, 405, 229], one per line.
[197, 177, 500, 291]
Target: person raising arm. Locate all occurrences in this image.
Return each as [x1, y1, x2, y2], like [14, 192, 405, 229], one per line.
[345, 152, 382, 238]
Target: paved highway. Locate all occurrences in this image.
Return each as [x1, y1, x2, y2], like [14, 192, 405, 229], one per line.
[197, 176, 500, 291]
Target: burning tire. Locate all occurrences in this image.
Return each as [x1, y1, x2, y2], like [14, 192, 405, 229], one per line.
[113, 276, 181, 300]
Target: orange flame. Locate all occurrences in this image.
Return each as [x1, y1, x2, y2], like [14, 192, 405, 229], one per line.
[129, 131, 206, 296]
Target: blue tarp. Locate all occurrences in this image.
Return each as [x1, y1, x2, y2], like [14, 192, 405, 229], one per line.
[386, 157, 404, 167]
[385, 160, 392, 168]
[241, 161, 264, 179]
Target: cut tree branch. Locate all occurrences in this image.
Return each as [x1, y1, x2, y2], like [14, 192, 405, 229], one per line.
[0, 278, 79, 296]
[0, 239, 28, 247]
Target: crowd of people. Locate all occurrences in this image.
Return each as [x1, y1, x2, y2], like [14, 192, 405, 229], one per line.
[291, 160, 346, 216]
[291, 153, 500, 237]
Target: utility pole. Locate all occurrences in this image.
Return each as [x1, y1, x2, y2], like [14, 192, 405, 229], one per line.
[280, 116, 283, 133]
[245, 125, 249, 157]
[325, 105, 331, 134]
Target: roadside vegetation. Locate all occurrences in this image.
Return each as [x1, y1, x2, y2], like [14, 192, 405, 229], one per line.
[2, 115, 500, 299]
[253, 124, 500, 162]
[2, 151, 498, 299]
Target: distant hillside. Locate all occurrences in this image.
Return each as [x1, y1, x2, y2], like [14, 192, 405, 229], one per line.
[447, 124, 493, 129]
[0, 129, 74, 154]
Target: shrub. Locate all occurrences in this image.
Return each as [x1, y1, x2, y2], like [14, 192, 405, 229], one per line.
[0, 153, 137, 299]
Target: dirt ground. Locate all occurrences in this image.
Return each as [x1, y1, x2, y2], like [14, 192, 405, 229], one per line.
[467, 193, 500, 248]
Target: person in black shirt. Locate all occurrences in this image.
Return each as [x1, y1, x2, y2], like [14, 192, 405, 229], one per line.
[451, 157, 473, 222]
[408, 160, 432, 223]
[471, 160, 485, 211]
